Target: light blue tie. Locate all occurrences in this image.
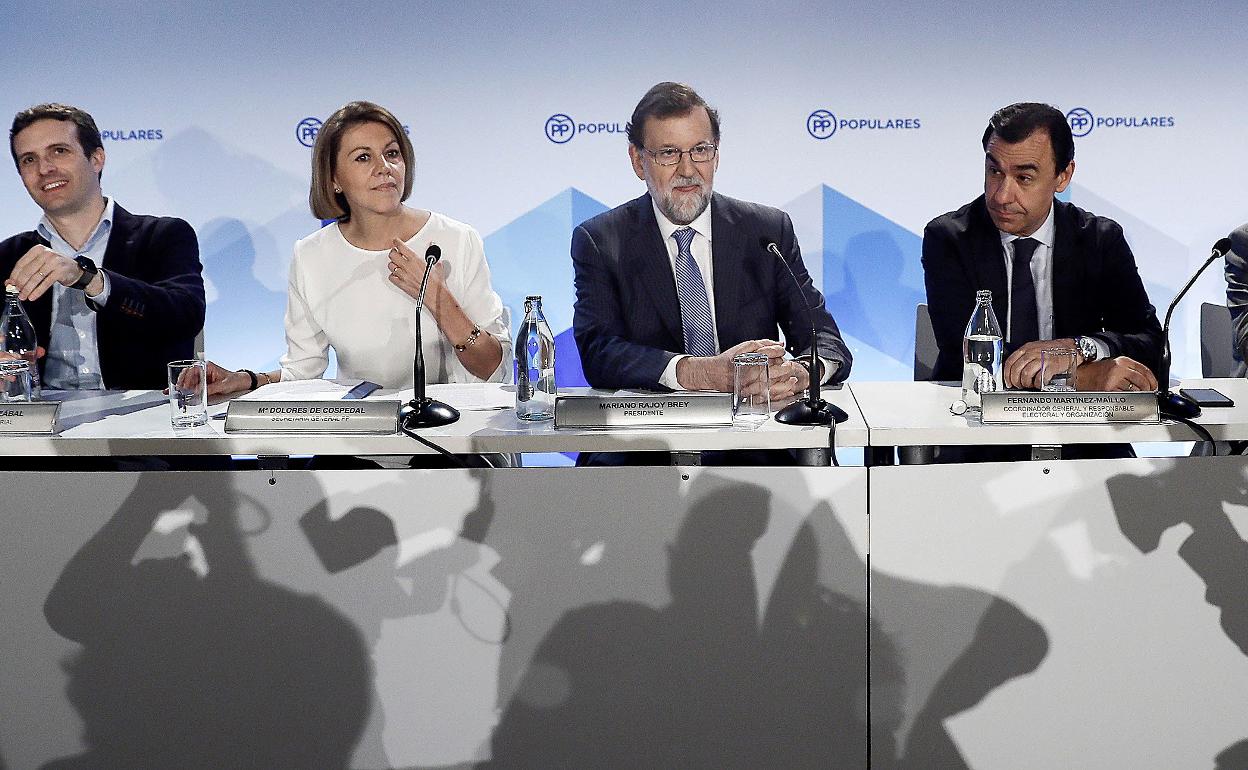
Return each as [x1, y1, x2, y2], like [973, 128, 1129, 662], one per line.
[672, 227, 717, 357]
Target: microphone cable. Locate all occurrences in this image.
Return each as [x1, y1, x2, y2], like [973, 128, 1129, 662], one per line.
[400, 420, 471, 468]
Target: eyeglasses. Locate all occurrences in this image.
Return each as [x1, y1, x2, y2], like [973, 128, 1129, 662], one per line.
[643, 143, 718, 166]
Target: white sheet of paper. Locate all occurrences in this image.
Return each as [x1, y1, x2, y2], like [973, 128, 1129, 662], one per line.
[386, 382, 515, 411]
[237, 379, 358, 401]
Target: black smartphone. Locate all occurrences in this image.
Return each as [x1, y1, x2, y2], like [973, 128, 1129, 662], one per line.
[1179, 387, 1235, 407]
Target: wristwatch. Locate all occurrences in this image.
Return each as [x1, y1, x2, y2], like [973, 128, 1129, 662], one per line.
[1074, 335, 1099, 364]
[70, 255, 98, 291]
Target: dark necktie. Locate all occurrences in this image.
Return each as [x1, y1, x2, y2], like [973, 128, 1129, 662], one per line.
[1009, 237, 1040, 350]
[672, 227, 717, 357]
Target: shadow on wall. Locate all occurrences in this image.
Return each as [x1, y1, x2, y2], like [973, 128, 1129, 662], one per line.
[197, 216, 288, 369]
[483, 476, 879, 769]
[826, 229, 924, 366]
[297, 468, 505, 769]
[892, 596, 1049, 769]
[1107, 460, 1248, 765]
[39, 473, 372, 770]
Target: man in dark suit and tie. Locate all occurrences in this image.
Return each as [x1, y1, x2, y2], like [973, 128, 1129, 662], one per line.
[0, 103, 205, 390]
[923, 102, 1162, 393]
[572, 82, 851, 402]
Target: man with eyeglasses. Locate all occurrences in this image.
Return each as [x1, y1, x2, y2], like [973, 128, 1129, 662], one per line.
[572, 82, 850, 401]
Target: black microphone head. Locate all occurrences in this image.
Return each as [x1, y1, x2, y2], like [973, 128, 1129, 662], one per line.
[424, 244, 441, 264]
[1214, 236, 1235, 258]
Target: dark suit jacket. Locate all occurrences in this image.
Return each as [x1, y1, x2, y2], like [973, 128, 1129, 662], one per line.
[0, 204, 205, 390]
[572, 192, 851, 391]
[922, 195, 1163, 382]
[1225, 223, 1248, 376]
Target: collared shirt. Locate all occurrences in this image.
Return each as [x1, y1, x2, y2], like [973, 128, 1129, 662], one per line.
[997, 202, 1108, 359]
[655, 199, 717, 390]
[654, 198, 835, 389]
[36, 197, 114, 389]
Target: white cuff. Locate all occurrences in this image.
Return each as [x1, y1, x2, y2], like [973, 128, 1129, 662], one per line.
[659, 354, 688, 390]
[85, 270, 111, 306]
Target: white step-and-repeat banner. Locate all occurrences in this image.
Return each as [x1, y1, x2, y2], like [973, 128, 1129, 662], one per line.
[3, 1, 1246, 383]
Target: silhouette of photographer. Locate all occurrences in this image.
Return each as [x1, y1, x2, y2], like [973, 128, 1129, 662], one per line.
[41, 474, 371, 769]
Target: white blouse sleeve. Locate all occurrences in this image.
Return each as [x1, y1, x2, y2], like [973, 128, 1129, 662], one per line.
[449, 227, 511, 383]
[278, 248, 331, 381]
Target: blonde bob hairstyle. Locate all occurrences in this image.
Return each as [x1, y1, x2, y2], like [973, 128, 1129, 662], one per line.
[309, 101, 415, 221]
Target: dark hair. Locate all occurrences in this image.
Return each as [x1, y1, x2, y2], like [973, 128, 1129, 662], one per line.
[310, 101, 415, 221]
[626, 82, 721, 150]
[981, 102, 1074, 174]
[10, 103, 104, 178]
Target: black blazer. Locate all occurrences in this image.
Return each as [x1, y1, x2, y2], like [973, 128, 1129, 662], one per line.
[0, 204, 205, 390]
[572, 192, 851, 390]
[922, 195, 1163, 381]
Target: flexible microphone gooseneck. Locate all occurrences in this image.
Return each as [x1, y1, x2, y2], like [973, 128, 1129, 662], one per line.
[402, 244, 460, 429]
[1157, 236, 1234, 418]
[759, 238, 848, 425]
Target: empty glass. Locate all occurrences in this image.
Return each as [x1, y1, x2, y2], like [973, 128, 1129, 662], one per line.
[732, 352, 771, 429]
[168, 359, 209, 428]
[0, 358, 33, 402]
[1040, 347, 1079, 392]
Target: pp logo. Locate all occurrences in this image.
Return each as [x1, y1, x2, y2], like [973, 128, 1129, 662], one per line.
[545, 114, 576, 144]
[807, 109, 837, 140]
[296, 117, 323, 148]
[1066, 107, 1094, 138]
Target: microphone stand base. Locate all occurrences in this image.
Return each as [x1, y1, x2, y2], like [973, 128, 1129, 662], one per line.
[775, 397, 849, 426]
[402, 398, 461, 429]
[1158, 390, 1201, 419]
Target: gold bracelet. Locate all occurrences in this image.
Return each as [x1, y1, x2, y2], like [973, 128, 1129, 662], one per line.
[454, 326, 482, 353]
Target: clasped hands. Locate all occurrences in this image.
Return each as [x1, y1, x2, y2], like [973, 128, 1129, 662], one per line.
[676, 339, 810, 400]
[1004, 338, 1158, 392]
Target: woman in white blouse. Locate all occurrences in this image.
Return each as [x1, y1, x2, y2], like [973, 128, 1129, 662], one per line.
[206, 101, 508, 395]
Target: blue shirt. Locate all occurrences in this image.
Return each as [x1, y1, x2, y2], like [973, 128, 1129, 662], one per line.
[36, 197, 114, 389]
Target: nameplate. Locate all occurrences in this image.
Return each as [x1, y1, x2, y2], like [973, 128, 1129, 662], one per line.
[981, 391, 1160, 424]
[0, 402, 59, 434]
[225, 400, 399, 434]
[554, 389, 732, 429]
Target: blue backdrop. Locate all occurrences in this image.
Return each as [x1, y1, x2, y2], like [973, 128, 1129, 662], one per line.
[3, 0, 1246, 383]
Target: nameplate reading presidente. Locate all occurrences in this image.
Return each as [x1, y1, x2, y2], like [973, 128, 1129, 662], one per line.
[225, 400, 400, 434]
[554, 389, 732, 429]
[0, 402, 60, 434]
[980, 391, 1160, 424]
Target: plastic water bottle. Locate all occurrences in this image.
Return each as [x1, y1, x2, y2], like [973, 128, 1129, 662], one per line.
[0, 285, 40, 399]
[514, 295, 555, 420]
[961, 289, 1002, 412]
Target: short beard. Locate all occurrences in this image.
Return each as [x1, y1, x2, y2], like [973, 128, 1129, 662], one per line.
[652, 177, 710, 225]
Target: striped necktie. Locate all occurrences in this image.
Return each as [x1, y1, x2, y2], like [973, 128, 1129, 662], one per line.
[672, 227, 717, 357]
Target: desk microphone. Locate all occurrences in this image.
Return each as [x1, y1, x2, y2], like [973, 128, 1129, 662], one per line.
[403, 244, 460, 429]
[759, 238, 848, 425]
[1158, 236, 1233, 418]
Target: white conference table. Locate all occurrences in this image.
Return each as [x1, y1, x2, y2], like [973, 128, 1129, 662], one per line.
[850, 377, 1248, 453]
[0, 385, 867, 458]
[0, 384, 872, 769]
[5, 381, 1248, 769]
[854, 377, 1248, 768]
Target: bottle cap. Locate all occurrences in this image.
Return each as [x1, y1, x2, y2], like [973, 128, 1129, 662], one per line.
[4, 284, 16, 294]
[525, 295, 542, 302]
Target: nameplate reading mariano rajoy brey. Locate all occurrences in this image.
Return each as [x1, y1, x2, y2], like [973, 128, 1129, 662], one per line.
[980, 390, 1160, 424]
[554, 389, 732, 429]
[225, 400, 400, 434]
